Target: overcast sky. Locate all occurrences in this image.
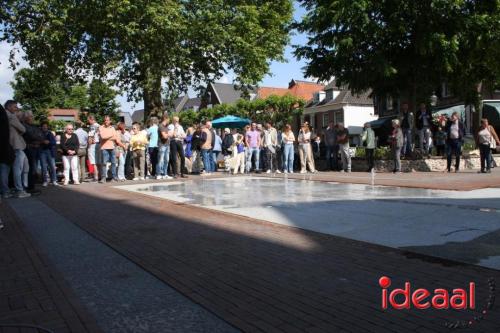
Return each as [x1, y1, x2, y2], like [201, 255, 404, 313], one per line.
[0, 3, 309, 114]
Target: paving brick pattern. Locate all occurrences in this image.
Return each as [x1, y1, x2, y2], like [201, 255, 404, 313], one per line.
[35, 178, 500, 333]
[253, 169, 500, 191]
[0, 204, 102, 333]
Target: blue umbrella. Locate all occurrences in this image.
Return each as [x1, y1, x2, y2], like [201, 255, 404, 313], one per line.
[211, 115, 251, 128]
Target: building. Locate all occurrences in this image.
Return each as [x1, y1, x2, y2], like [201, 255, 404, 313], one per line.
[47, 108, 80, 122]
[118, 111, 133, 127]
[132, 95, 203, 123]
[303, 80, 376, 137]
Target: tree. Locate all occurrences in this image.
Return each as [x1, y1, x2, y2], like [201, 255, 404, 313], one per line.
[294, 0, 500, 116]
[2, 0, 294, 121]
[10, 68, 118, 123]
[86, 79, 120, 124]
[178, 94, 304, 128]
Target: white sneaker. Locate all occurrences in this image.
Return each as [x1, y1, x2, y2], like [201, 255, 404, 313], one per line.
[276, 170, 282, 174]
[74, 181, 80, 185]
[15, 191, 31, 198]
[42, 182, 48, 187]
[63, 181, 69, 186]
[139, 177, 145, 180]
[290, 171, 294, 174]
[163, 175, 173, 180]
[300, 170, 306, 174]
[133, 177, 139, 181]
[284, 170, 288, 174]
[51, 181, 59, 186]
[156, 175, 163, 180]
[266, 170, 271, 174]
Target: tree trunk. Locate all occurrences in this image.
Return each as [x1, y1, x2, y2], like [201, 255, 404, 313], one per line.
[472, 82, 483, 134]
[143, 74, 163, 122]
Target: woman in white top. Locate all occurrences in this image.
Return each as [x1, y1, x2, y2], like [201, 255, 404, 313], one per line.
[282, 124, 295, 173]
[477, 118, 500, 173]
[297, 123, 316, 173]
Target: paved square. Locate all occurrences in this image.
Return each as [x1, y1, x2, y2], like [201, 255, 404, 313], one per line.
[116, 176, 500, 269]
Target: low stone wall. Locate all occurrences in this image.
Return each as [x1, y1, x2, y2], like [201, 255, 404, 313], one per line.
[349, 154, 500, 172]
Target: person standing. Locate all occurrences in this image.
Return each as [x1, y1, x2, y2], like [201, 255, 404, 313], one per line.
[336, 123, 351, 173]
[5, 101, 30, 198]
[477, 119, 500, 174]
[74, 122, 89, 182]
[245, 123, 262, 173]
[130, 123, 148, 180]
[200, 121, 213, 175]
[116, 122, 130, 181]
[40, 121, 58, 186]
[21, 111, 43, 194]
[434, 127, 447, 157]
[87, 114, 101, 182]
[324, 122, 337, 171]
[361, 122, 376, 172]
[168, 116, 188, 178]
[298, 123, 316, 173]
[281, 124, 295, 174]
[212, 129, 222, 172]
[390, 119, 404, 173]
[416, 103, 432, 155]
[156, 113, 172, 179]
[99, 115, 119, 182]
[445, 112, 465, 172]
[399, 103, 414, 156]
[0, 104, 15, 198]
[60, 123, 80, 185]
[263, 122, 280, 173]
[146, 117, 159, 177]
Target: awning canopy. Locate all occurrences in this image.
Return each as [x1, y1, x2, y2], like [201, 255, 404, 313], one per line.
[211, 115, 251, 128]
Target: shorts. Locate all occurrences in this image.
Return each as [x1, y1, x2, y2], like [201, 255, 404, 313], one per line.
[88, 144, 102, 165]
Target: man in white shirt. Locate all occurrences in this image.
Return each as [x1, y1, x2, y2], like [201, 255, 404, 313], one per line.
[168, 116, 188, 178]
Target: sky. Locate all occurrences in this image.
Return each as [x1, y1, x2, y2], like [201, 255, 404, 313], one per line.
[0, 3, 309, 114]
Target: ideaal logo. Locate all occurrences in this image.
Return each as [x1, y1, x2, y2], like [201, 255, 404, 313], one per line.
[379, 276, 496, 329]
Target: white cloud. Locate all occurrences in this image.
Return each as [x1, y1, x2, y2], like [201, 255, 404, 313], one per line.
[0, 42, 28, 104]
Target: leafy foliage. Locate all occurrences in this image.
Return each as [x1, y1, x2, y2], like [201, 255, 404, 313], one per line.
[10, 68, 118, 123]
[2, 0, 294, 118]
[294, 0, 500, 110]
[178, 94, 304, 128]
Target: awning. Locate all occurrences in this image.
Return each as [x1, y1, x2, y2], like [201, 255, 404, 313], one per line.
[368, 116, 396, 129]
[432, 104, 465, 119]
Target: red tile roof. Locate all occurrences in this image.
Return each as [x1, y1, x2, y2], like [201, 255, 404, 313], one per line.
[256, 80, 325, 101]
[257, 87, 290, 99]
[47, 108, 80, 120]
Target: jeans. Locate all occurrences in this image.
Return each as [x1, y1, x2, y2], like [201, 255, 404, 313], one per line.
[148, 147, 158, 176]
[118, 150, 127, 180]
[325, 145, 338, 171]
[40, 149, 57, 183]
[156, 145, 170, 176]
[366, 148, 374, 171]
[283, 143, 294, 172]
[402, 128, 412, 156]
[0, 163, 10, 195]
[212, 151, 220, 171]
[101, 149, 117, 180]
[340, 144, 351, 172]
[419, 128, 431, 154]
[25, 146, 40, 190]
[13, 149, 27, 192]
[246, 147, 260, 172]
[393, 147, 401, 172]
[479, 144, 491, 171]
[446, 139, 462, 171]
[201, 149, 213, 172]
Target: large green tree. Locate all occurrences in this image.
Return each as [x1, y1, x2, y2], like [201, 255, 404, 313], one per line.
[294, 0, 500, 116]
[2, 0, 293, 121]
[11, 68, 118, 123]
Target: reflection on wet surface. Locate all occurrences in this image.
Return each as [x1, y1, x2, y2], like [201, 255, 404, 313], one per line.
[118, 176, 500, 269]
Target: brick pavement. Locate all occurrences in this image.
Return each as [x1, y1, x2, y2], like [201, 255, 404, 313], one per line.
[253, 169, 500, 191]
[32, 178, 500, 333]
[0, 203, 102, 333]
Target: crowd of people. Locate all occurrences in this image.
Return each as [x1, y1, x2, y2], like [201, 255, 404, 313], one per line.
[1, 99, 500, 204]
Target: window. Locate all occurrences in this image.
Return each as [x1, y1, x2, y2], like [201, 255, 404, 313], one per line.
[322, 113, 329, 128]
[442, 82, 451, 97]
[386, 96, 393, 110]
[334, 110, 344, 124]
